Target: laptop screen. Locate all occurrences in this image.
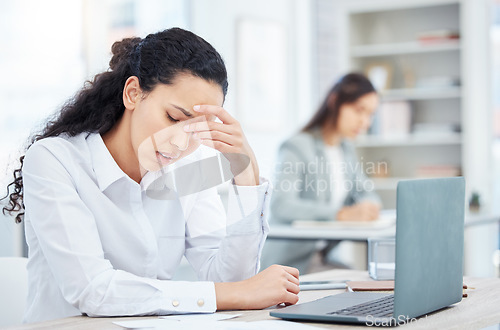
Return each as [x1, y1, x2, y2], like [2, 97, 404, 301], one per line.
[393, 177, 465, 319]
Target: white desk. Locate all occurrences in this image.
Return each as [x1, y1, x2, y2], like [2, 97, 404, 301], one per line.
[268, 212, 500, 276]
[267, 211, 500, 242]
[9, 270, 500, 329]
[464, 212, 500, 227]
[268, 224, 395, 241]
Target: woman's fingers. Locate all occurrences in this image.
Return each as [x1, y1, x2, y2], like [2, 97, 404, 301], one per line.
[183, 120, 239, 152]
[188, 104, 259, 186]
[276, 265, 300, 294]
[283, 291, 300, 305]
[365, 203, 379, 220]
[186, 120, 245, 155]
[195, 130, 238, 145]
[184, 121, 234, 135]
[285, 272, 300, 286]
[281, 265, 300, 279]
[193, 104, 237, 124]
[285, 279, 300, 295]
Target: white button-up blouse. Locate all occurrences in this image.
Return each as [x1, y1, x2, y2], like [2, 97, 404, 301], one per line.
[22, 133, 271, 323]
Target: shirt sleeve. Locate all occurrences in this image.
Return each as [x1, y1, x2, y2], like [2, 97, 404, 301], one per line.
[184, 178, 271, 282]
[23, 143, 216, 317]
[270, 144, 340, 223]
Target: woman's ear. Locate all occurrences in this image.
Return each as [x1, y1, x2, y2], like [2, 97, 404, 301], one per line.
[123, 76, 142, 110]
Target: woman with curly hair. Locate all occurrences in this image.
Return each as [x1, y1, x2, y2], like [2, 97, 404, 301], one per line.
[2, 27, 299, 323]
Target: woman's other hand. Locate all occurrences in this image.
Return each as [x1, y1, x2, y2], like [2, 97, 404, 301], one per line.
[214, 265, 300, 310]
[337, 201, 380, 221]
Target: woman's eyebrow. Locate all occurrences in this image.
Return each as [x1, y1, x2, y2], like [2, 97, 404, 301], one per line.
[170, 104, 194, 117]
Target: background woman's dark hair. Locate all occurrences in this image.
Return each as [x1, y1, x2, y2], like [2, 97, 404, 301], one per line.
[302, 72, 376, 132]
[2, 27, 228, 223]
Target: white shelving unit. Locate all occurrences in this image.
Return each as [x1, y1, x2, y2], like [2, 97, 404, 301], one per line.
[330, 0, 492, 277]
[343, 0, 464, 208]
[351, 39, 461, 57]
[356, 134, 462, 147]
[381, 87, 462, 101]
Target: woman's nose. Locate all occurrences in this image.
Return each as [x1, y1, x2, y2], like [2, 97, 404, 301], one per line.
[170, 130, 190, 151]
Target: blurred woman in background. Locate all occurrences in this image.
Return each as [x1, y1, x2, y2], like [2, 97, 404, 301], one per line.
[261, 73, 382, 274]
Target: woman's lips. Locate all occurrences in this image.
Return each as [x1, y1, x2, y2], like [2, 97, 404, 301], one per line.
[156, 151, 178, 166]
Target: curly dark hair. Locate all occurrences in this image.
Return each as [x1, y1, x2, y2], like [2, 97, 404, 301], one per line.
[1, 27, 228, 223]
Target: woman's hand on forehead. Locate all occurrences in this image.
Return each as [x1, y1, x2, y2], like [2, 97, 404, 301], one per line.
[182, 104, 259, 186]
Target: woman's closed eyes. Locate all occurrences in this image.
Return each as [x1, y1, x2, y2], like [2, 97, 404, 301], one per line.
[167, 113, 180, 123]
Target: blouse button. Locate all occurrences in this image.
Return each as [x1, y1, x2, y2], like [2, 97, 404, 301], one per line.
[197, 299, 205, 307]
[172, 300, 180, 307]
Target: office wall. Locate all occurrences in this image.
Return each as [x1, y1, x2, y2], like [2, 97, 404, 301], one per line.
[0, 1, 85, 257]
[189, 0, 315, 179]
[0, 213, 21, 257]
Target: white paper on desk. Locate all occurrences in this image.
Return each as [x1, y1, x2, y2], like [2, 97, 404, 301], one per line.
[113, 319, 324, 329]
[113, 318, 176, 329]
[160, 313, 240, 321]
[113, 319, 228, 329]
[222, 320, 324, 329]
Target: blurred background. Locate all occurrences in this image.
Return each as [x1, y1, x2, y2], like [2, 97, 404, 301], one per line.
[1, 0, 499, 277]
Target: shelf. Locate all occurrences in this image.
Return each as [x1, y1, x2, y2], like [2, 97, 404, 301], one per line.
[344, 0, 467, 211]
[347, 0, 461, 14]
[381, 87, 461, 101]
[356, 134, 462, 147]
[351, 40, 460, 57]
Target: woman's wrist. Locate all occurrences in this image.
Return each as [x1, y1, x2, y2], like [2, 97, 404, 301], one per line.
[214, 281, 247, 310]
[233, 164, 259, 186]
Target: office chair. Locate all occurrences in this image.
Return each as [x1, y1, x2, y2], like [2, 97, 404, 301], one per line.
[0, 257, 28, 326]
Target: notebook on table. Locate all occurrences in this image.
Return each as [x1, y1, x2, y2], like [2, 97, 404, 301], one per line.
[270, 177, 465, 326]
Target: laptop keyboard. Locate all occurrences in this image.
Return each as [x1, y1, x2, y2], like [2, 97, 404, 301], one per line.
[328, 294, 394, 318]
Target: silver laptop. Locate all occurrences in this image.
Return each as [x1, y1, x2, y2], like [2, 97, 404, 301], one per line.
[270, 177, 465, 326]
